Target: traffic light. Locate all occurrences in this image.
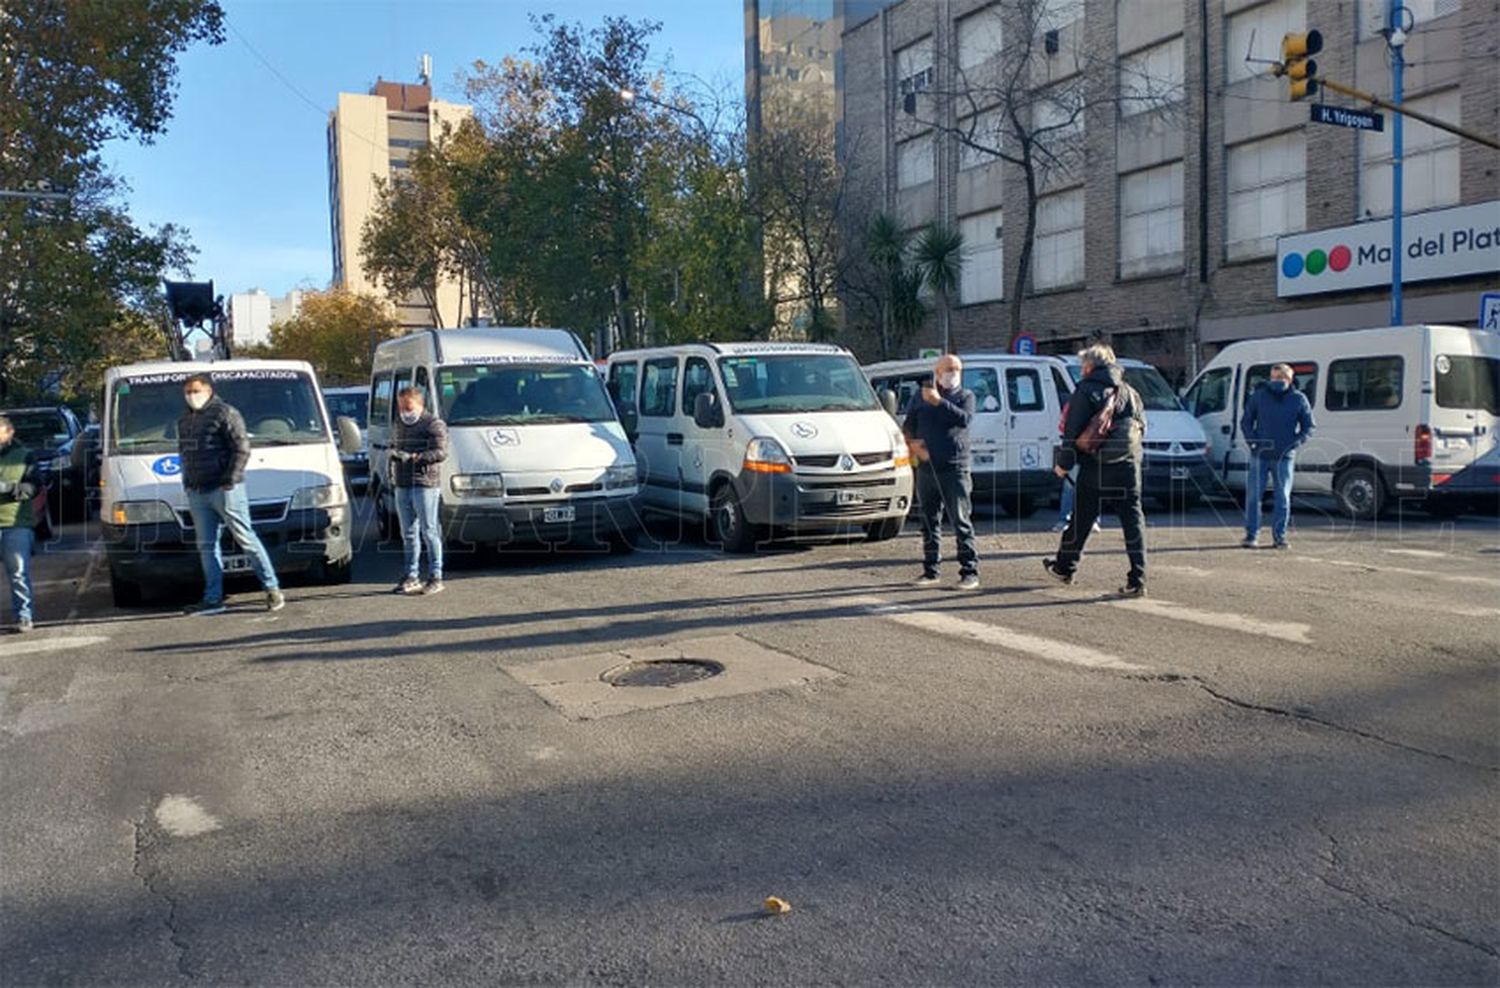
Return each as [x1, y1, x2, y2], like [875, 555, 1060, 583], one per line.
[1277, 30, 1322, 101]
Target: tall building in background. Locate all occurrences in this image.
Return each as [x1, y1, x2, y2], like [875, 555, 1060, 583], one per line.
[326, 72, 472, 331]
[227, 289, 306, 349]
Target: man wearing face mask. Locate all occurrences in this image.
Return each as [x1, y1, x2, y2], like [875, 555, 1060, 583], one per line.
[902, 354, 979, 590]
[0, 415, 41, 632]
[389, 386, 448, 595]
[1240, 363, 1316, 550]
[177, 374, 283, 615]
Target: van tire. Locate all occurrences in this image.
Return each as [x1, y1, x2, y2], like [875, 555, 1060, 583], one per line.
[1000, 494, 1038, 519]
[374, 485, 394, 540]
[109, 567, 142, 607]
[318, 557, 353, 585]
[865, 517, 904, 542]
[1334, 465, 1385, 520]
[710, 485, 758, 553]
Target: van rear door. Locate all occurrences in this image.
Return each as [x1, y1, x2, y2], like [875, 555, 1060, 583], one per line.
[1430, 336, 1500, 481]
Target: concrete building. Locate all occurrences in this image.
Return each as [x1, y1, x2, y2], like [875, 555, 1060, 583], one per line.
[226, 289, 307, 349]
[326, 78, 472, 331]
[840, 0, 1499, 381]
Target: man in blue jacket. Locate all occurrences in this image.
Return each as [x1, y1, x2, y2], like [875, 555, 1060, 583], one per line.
[902, 354, 979, 590]
[1240, 363, 1316, 550]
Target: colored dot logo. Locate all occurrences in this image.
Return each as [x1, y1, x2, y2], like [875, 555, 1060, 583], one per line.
[1283, 244, 1353, 279]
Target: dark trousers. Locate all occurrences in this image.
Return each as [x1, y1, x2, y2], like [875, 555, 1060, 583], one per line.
[916, 464, 977, 578]
[1054, 458, 1146, 584]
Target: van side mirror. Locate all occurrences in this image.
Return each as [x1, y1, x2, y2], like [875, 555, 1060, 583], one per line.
[879, 388, 899, 418]
[693, 391, 724, 429]
[335, 416, 363, 454]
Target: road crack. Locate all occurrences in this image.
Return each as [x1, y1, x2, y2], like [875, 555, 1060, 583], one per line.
[132, 813, 194, 979]
[1127, 673, 1497, 773]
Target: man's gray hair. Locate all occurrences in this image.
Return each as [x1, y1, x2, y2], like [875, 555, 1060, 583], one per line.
[1271, 363, 1296, 379]
[1078, 343, 1117, 369]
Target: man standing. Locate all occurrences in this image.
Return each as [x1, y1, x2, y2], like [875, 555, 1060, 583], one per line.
[390, 386, 448, 595]
[1044, 344, 1148, 596]
[1240, 363, 1316, 550]
[178, 374, 283, 615]
[904, 354, 979, 590]
[0, 415, 40, 632]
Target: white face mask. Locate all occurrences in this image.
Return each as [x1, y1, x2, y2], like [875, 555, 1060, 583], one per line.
[937, 372, 960, 390]
[399, 410, 420, 425]
[185, 392, 210, 411]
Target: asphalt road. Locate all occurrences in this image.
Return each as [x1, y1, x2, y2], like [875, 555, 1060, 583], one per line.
[2, 497, 1498, 986]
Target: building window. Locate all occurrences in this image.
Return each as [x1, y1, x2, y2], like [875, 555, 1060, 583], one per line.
[1033, 87, 1084, 142]
[388, 138, 428, 149]
[1226, 0, 1305, 85]
[1032, 187, 1085, 291]
[1327, 356, 1403, 411]
[957, 6, 1003, 73]
[958, 107, 1005, 171]
[1119, 161, 1184, 278]
[1359, 89, 1460, 218]
[1119, 36, 1185, 115]
[1039, 0, 1083, 33]
[896, 37, 934, 100]
[958, 208, 1004, 304]
[1358, 0, 1460, 38]
[389, 158, 411, 170]
[1226, 130, 1305, 261]
[897, 134, 935, 189]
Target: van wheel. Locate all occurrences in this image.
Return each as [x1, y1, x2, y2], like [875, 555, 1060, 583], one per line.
[1423, 496, 1465, 519]
[317, 557, 353, 585]
[374, 485, 394, 540]
[1334, 465, 1385, 520]
[1001, 494, 1038, 519]
[865, 517, 904, 542]
[109, 567, 142, 607]
[710, 485, 758, 553]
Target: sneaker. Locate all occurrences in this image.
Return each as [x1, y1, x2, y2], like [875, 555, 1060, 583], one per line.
[1272, 540, 1290, 550]
[909, 573, 941, 587]
[394, 577, 423, 595]
[265, 589, 285, 612]
[1051, 521, 1069, 533]
[956, 574, 980, 591]
[1091, 520, 1103, 533]
[1042, 558, 1074, 585]
[1240, 537, 1260, 549]
[16, 618, 34, 633]
[422, 579, 445, 596]
[1117, 582, 1147, 598]
[184, 600, 227, 616]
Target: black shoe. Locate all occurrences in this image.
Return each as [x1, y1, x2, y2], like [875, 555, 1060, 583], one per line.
[184, 600, 227, 616]
[1272, 540, 1290, 550]
[1117, 582, 1147, 598]
[1042, 558, 1074, 585]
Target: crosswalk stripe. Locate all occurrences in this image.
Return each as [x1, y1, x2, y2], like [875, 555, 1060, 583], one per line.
[1104, 596, 1312, 644]
[0, 636, 110, 658]
[1384, 548, 1449, 559]
[1298, 555, 1500, 589]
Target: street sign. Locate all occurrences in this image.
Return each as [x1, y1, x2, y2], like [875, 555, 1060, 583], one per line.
[1481, 292, 1500, 331]
[1012, 333, 1037, 355]
[918, 348, 942, 359]
[1310, 104, 1384, 132]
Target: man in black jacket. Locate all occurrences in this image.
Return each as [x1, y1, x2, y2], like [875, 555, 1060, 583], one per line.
[390, 386, 449, 595]
[903, 354, 979, 590]
[178, 374, 283, 615]
[1044, 344, 1148, 596]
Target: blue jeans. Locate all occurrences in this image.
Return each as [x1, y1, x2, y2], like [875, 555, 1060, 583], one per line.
[186, 486, 279, 604]
[2, 526, 35, 624]
[916, 465, 977, 578]
[395, 485, 442, 581]
[1245, 453, 1296, 543]
[1057, 466, 1078, 523]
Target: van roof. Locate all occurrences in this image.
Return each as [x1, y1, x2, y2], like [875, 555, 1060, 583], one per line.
[863, 353, 1062, 373]
[380, 327, 590, 363]
[1217, 324, 1474, 352]
[104, 358, 316, 381]
[611, 341, 848, 359]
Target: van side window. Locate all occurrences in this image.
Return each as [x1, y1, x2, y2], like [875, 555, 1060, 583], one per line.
[370, 374, 394, 424]
[392, 370, 413, 420]
[963, 368, 1002, 412]
[640, 358, 679, 417]
[607, 361, 639, 411]
[682, 357, 716, 414]
[413, 367, 431, 407]
[1006, 368, 1044, 412]
[1327, 356, 1402, 411]
[1245, 362, 1318, 407]
[1050, 367, 1072, 407]
[1185, 367, 1230, 415]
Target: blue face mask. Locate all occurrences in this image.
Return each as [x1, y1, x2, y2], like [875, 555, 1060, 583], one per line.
[1269, 380, 1290, 393]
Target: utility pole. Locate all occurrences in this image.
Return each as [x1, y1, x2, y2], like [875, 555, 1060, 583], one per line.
[1387, 0, 1406, 326]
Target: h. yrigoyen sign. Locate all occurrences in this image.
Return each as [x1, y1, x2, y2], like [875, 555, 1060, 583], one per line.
[1276, 200, 1500, 298]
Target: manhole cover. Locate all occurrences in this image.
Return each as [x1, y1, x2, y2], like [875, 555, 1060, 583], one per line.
[602, 658, 725, 688]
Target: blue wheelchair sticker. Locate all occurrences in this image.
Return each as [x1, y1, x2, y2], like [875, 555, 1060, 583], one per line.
[151, 455, 182, 477]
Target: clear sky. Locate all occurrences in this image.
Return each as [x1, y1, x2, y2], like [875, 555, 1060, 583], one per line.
[104, 0, 747, 300]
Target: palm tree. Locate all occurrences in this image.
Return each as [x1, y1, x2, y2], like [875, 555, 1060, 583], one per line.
[865, 213, 911, 358]
[913, 223, 964, 353]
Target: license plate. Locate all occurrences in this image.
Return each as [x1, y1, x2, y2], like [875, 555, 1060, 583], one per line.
[973, 454, 996, 465]
[543, 506, 576, 523]
[836, 490, 866, 505]
[222, 554, 253, 573]
[1171, 466, 1190, 480]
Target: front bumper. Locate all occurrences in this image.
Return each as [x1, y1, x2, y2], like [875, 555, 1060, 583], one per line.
[971, 468, 1057, 501]
[735, 467, 913, 530]
[440, 492, 641, 546]
[1141, 455, 1217, 497]
[341, 455, 371, 488]
[103, 505, 353, 584]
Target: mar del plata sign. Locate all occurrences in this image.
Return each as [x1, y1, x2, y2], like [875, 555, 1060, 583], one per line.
[1276, 200, 1500, 299]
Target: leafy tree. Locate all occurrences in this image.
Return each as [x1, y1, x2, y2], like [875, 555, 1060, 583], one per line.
[912, 223, 964, 352]
[859, 213, 928, 360]
[244, 289, 399, 386]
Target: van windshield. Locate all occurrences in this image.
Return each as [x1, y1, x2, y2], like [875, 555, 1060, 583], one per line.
[1435, 355, 1500, 415]
[437, 363, 616, 425]
[111, 369, 328, 454]
[718, 354, 878, 414]
[324, 392, 368, 428]
[1123, 367, 1185, 412]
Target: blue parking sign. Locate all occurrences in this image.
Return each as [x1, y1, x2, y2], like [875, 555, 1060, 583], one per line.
[1012, 333, 1037, 355]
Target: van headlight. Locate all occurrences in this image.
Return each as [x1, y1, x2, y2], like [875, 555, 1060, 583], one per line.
[743, 437, 792, 474]
[290, 484, 348, 510]
[604, 465, 637, 489]
[110, 500, 177, 525]
[891, 430, 913, 469]
[451, 473, 505, 497]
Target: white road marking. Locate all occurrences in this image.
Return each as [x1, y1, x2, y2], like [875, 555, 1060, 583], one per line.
[0, 635, 110, 658]
[1384, 548, 1449, 559]
[1104, 596, 1312, 644]
[1298, 556, 1500, 589]
[154, 795, 221, 837]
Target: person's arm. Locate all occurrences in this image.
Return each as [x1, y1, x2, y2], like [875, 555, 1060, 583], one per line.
[932, 389, 975, 428]
[1055, 386, 1096, 472]
[414, 418, 448, 465]
[14, 453, 40, 501]
[1294, 394, 1316, 447]
[221, 406, 252, 487]
[1239, 393, 1260, 451]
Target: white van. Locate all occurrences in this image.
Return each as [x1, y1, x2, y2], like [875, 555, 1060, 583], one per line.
[100, 359, 353, 606]
[864, 353, 1070, 518]
[605, 342, 914, 551]
[367, 327, 640, 548]
[1181, 324, 1500, 518]
[1059, 356, 1216, 508]
[321, 385, 370, 492]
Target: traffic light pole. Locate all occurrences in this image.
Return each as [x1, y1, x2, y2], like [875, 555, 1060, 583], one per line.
[1388, 0, 1405, 326]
